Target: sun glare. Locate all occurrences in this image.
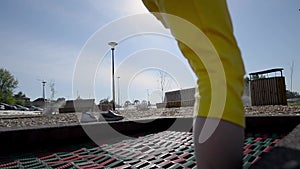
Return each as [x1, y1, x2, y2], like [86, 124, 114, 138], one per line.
[123, 1, 149, 14]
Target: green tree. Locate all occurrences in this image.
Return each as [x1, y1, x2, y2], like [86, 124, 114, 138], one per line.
[244, 76, 250, 96]
[251, 74, 266, 80]
[286, 90, 300, 99]
[99, 98, 109, 104]
[244, 76, 250, 84]
[14, 91, 26, 105]
[133, 99, 140, 105]
[0, 68, 18, 104]
[124, 100, 131, 107]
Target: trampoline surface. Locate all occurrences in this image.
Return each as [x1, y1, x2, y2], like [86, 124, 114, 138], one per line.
[0, 131, 284, 169]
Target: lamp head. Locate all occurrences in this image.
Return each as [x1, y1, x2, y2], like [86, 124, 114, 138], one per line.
[108, 42, 118, 48]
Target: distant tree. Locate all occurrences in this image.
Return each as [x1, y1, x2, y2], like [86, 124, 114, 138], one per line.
[286, 90, 300, 99]
[1, 94, 15, 105]
[133, 99, 140, 105]
[99, 98, 109, 104]
[0, 68, 18, 104]
[244, 76, 250, 96]
[98, 98, 113, 111]
[49, 80, 57, 101]
[137, 100, 148, 110]
[99, 98, 114, 105]
[14, 91, 27, 105]
[244, 76, 250, 84]
[57, 97, 66, 102]
[158, 70, 168, 102]
[124, 100, 131, 107]
[251, 74, 266, 80]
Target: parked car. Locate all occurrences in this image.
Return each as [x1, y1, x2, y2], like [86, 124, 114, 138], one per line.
[0, 103, 17, 110]
[15, 105, 29, 111]
[0, 105, 4, 110]
[26, 105, 43, 111]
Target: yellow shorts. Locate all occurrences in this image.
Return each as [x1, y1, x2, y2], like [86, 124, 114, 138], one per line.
[143, 0, 246, 127]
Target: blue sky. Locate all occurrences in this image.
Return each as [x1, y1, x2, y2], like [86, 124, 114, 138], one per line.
[0, 0, 299, 104]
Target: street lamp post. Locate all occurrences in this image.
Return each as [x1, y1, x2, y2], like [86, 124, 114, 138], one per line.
[42, 81, 46, 101]
[117, 76, 120, 109]
[108, 42, 118, 111]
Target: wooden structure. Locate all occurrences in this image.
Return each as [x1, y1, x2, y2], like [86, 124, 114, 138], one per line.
[249, 68, 287, 106]
[59, 99, 96, 113]
[156, 88, 195, 108]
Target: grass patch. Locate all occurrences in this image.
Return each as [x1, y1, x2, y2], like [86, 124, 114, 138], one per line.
[288, 101, 300, 106]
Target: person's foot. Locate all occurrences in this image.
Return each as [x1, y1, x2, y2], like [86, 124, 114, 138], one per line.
[99, 110, 124, 121]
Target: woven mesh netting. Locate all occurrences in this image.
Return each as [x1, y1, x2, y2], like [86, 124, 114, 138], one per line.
[0, 131, 283, 169]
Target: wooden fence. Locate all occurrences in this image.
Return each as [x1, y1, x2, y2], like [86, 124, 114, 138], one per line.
[250, 77, 287, 106]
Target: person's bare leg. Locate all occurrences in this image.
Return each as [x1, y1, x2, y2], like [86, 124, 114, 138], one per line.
[193, 117, 244, 169]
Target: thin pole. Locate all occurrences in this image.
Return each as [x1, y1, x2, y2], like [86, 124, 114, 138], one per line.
[42, 81, 46, 100]
[118, 77, 120, 108]
[112, 48, 116, 111]
[108, 42, 118, 111]
[290, 61, 294, 92]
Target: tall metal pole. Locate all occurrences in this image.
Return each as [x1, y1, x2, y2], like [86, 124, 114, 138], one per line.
[108, 42, 118, 111]
[111, 47, 116, 111]
[117, 76, 120, 109]
[42, 81, 46, 101]
[290, 61, 294, 92]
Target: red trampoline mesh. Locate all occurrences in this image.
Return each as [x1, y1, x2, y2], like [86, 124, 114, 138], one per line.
[0, 131, 283, 169]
